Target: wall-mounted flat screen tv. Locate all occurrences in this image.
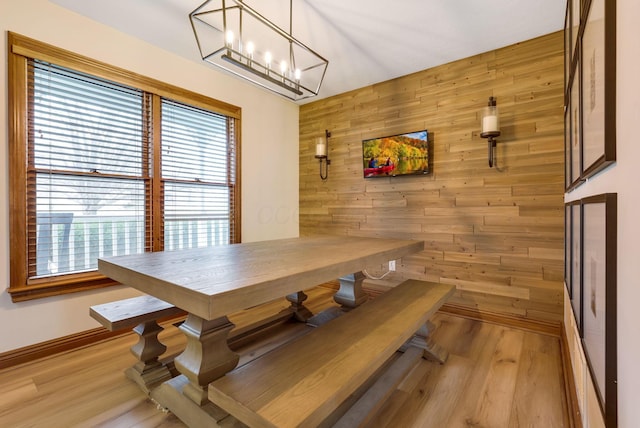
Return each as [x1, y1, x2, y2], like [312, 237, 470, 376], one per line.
[362, 130, 429, 178]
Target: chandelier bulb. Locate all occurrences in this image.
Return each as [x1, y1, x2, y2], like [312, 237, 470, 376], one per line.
[265, 51, 272, 68]
[245, 41, 254, 58]
[280, 60, 288, 75]
[225, 30, 234, 47]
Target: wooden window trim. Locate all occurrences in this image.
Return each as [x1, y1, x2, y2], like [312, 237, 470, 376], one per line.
[7, 32, 242, 302]
[9, 33, 241, 119]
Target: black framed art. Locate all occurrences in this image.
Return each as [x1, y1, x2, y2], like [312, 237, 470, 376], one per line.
[564, 107, 572, 190]
[570, 201, 582, 330]
[580, 0, 616, 179]
[564, 1, 572, 105]
[569, 54, 582, 190]
[581, 193, 617, 428]
[565, 194, 617, 427]
[571, 0, 581, 60]
[564, 204, 571, 297]
[564, 0, 616, 192]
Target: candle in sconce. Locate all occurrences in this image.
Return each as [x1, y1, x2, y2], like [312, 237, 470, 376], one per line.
[482, 114, 499, 133]
[315, 137, 326, 157]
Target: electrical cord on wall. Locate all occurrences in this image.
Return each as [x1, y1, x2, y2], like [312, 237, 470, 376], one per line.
[362, 268, 392, 280]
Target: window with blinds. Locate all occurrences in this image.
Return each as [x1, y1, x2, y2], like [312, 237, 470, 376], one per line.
[29, 60, 150, 278]
[8, 32, 241, 301]
[161, 99, 237, 249]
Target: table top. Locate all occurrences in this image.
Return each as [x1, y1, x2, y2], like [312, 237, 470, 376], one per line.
[98, 235, 424, 320]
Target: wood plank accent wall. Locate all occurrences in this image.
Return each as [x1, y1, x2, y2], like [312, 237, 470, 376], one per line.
[299, 31, 565, 323]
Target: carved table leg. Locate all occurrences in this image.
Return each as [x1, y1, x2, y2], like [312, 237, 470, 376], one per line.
[307, 272, 369, 327]
[125, 320, 172, 394]
[401, 320, 448, 364]
[334, 271, 369, 310]
[286, 291, 314, 322]
[173, 314, 239, 405]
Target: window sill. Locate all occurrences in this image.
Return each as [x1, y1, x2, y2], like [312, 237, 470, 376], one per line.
[8, 274, 119, 302]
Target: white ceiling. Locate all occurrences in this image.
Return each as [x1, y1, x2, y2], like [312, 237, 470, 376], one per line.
[51, 0, 565, 103]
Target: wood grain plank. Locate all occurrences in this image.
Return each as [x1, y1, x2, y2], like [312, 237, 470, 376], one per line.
[509, 333, 568, 427]
[472, 329, 525, 427]
[90, 295, 184, 331]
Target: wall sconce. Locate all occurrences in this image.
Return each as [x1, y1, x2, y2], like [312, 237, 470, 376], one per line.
[315, 130, 331, 180]
[480, 96, 501, 168]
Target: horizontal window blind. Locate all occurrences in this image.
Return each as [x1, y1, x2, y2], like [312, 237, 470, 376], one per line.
[31, 61, 145, 175]
[28, 60, 149, 278]
[161, 99, 236, 248]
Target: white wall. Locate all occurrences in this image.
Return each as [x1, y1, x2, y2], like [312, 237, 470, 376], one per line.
[564, 0, 640, 425]
[0, 0, 299, 353]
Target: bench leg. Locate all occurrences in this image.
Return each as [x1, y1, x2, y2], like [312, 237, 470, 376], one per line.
[286, 291, 314, 322]
[173, 314, 239, 406]
[401, 321, 449, 364]
[334, 271, 369, 310]
[125, 320, 173, 394]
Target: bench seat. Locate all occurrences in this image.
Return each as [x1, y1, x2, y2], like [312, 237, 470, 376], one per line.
[208, 279, 455, 428]
[90, 294, 184, 331]
[90, 295, 185, 393]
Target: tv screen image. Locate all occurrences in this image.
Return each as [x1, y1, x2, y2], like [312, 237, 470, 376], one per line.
[362, 130, 429, 178]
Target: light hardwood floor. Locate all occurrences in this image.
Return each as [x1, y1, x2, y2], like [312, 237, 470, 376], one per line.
[0, 287, 569, 427]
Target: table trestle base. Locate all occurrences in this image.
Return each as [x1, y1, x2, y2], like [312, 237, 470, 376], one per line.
[151, 375, 243, 428]
[334, 271, 369, 309]
[285, 291, 314, 322]
[399, 320, 449, 364]
[174, 314, 239, 406]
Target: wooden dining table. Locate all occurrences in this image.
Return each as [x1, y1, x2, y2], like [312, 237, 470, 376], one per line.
[98, 235, 424, 424]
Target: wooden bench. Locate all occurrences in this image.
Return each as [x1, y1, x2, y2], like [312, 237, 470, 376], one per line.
[208, 279, 455, 428]
[90, 295, 185, 393]
[89, 291, 321, 395]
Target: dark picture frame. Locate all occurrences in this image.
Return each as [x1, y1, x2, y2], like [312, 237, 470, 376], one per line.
[569, 54, 582, 190]
[571, 0, 581, 59]
[580, 0, 616, 179]
[564, 107, 572, 190]
[564, 0, 616, 192]
[581, 193, 617, 428]
[564, 204, 571, 297]
[569, 201, 582, 331]
[564, 2, 572, 106]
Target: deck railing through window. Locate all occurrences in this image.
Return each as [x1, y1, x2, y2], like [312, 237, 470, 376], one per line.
[36, 215, 230, 277]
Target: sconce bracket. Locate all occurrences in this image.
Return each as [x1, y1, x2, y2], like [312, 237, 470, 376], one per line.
[487, 137, 498, 168]
[480, 131, 500, 139]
